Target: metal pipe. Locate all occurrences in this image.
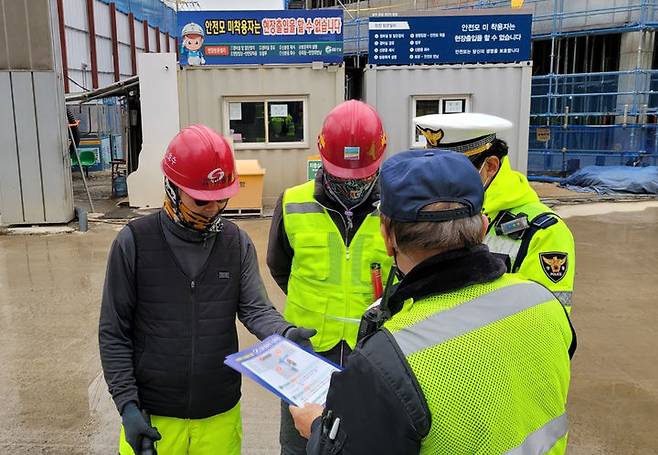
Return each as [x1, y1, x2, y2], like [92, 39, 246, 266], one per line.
[75, 207, 88, 232]
[527, 175, 565, 183]
[68, 125, 95, 213]
[65, 76, 139, 102]
[572, 36, 577, 74]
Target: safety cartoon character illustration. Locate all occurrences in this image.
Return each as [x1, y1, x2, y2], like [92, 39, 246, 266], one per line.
[181, 22, 205, 66]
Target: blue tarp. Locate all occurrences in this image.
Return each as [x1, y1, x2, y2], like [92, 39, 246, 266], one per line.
[101, 0, 176, 33]
[562, 166, 658, 194]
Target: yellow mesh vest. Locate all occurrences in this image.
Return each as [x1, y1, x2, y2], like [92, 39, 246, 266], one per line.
[385, 274, 572, 454]
[283, 181, 393, 352]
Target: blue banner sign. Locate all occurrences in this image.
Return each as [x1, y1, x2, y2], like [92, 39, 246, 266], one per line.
[177, 10, 343, 66]
[368, 14, 532, 65]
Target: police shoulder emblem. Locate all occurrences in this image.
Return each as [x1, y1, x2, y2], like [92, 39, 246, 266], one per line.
[539, 252, 568, 283]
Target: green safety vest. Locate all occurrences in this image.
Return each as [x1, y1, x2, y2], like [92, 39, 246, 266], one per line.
[282, 180, 393, 352]
[385, 274, 572, 454]
[484, 157, 575, 312]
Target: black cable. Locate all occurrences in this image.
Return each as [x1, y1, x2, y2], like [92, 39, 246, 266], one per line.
[67, 76, 88, 92]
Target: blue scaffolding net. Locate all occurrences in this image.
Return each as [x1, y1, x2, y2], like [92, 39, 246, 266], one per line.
[102, 0, 177, 34]
[529, 70, 658, 173]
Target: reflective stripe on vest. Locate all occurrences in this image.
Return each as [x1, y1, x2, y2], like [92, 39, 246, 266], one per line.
[285, 201, 324, 215]
[505, 413, 568, 455]
[553, 291, 572, 308]
[394, 282, 556, 357]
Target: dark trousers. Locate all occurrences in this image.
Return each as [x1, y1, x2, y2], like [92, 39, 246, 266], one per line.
[279, 340, 352, 455]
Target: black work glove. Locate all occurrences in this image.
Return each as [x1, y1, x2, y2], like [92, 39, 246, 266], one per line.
[122, 402, 161, 454]
[285, 326, 317, 349]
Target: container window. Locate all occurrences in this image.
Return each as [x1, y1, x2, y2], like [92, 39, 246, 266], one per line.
[227, 98, 306, 146]
[412, 96, 469, 147]
[229, 102, 266, 143]
[267, 101, 304, 143]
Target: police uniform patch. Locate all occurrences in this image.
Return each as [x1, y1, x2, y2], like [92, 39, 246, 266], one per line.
[540, 252, 568, 283]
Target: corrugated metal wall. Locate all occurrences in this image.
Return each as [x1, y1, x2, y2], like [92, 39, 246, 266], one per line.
[0, 0, 56, 70]
[178, 65, 346, 207]
[62, 0, 176, 92]
[363, 63, 533, 174]
[117, 12, 132, 78]
[0, 0, 74, 225]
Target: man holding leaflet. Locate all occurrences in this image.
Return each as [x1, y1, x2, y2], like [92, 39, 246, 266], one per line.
[99, 125, 315, 455]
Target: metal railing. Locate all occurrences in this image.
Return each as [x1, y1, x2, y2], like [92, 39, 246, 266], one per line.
[527, 69, 658, 173]
[528, 123, 658, 173]
[531, 70, 658, 119]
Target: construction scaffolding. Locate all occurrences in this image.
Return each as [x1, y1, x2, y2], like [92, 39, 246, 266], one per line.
[342, 0, 658, 174]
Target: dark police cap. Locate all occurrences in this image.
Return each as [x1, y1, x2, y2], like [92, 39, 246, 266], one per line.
[379, 150, 484, 222]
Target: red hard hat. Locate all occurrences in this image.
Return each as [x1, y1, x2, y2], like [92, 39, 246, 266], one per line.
[317, 100, 387, 179]
[161, 124, 239, 200]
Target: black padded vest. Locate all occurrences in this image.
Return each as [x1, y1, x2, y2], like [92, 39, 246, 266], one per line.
[128, 212, 241, 418]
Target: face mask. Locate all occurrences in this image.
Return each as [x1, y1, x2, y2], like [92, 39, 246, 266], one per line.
[478, 160, 493, 190]
[163, 178, 224, 233]
[324, 172, 378, 209]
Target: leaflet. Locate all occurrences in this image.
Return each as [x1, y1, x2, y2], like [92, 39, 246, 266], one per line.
[225, 334, 342, 406]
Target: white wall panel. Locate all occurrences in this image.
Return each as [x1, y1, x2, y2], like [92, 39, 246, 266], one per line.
[119, 43, 132, 76]
[67, 68, 88, 92]
[66, 28, 90, 71]
[98, 72, 114, 87]
[159, 32, 167, 51]
[8, 73, 44, 222]
[134, 18, 144, 48]
[117, 10, 131, 44]
[94, 0, 111, 38]
[96, 37, 114, 73]
[63, 0, 87, 31]
[148, 27, 157, 51]
[33, 72, 74, 223]
[128, 53, 179, 208]
[0, 72, 23, 223]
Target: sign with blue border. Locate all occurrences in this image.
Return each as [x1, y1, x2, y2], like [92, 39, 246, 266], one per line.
[178, 10, 344, 66]
[368, 14, 532, 65]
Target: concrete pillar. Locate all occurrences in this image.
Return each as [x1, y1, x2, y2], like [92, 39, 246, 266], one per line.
[616, 30, 655, 123]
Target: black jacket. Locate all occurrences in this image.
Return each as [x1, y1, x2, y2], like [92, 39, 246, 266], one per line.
[267, 169, 380, 294]
[306, 245, 576, 454]
[99, 211, 293, 416]
[305, 246, 507, 454]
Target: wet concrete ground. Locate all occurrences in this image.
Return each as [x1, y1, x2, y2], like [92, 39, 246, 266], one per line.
[0, 202, 657, 454]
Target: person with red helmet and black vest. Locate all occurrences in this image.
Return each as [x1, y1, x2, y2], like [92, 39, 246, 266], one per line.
[99, 125, 315, 455]
[266, 100, 394, 455]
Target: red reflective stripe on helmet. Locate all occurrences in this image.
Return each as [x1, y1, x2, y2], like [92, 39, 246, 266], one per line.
[161, 124, 239, 200]
[318, 100, 387, 179]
